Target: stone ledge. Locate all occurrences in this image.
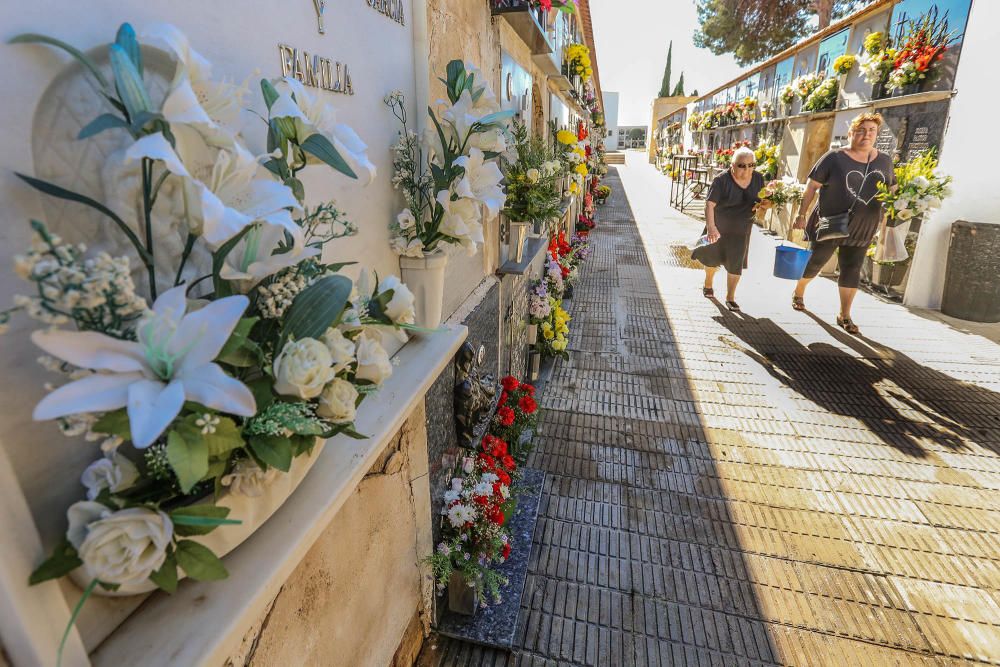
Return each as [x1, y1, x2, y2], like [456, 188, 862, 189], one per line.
[90, 325, 468, 667]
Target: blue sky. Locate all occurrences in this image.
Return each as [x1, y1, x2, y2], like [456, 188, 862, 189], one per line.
[589, 0, 745, 125]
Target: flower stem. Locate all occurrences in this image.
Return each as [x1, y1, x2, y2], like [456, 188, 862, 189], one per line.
[142, 158, 158, 301]
[57, 578, 97, 667]
[175, 233, 196, 287]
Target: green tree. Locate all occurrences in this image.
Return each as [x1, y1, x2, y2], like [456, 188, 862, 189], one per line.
[658, 41, 673, 97]
[692, 89, 699, 96]
[694, 0, 872, 66]
[672, 72, 686, 97]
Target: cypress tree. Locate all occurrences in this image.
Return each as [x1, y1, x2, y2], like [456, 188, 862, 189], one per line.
[672, 73, 686, 97]
[658, 41, 673, 98]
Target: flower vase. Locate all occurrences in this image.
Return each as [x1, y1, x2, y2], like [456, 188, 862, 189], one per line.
[526, 323, 538, 345]
[508, 221, 531, 263]
[448, 570, 482, 616]
[399, 250, 449, 329]
[529, 351, 541, 381]
[872, 261, 909, 288]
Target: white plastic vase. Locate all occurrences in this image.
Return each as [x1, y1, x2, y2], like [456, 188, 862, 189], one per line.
[508, 221, 531, 263]
[399, 250, 449, 329]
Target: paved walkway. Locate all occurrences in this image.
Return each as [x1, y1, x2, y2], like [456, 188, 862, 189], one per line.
[422, 158, 1000, 666]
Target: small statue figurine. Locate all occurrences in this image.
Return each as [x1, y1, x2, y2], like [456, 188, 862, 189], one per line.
[454, 342, 497, 448]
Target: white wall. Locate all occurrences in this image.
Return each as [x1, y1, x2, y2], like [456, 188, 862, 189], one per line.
[905, 0, 1000, 309]
[603, 91, 619, 150]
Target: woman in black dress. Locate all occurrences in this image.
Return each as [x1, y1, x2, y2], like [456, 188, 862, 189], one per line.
[696, 146, 764, 311]
[792, 112, 896, 335]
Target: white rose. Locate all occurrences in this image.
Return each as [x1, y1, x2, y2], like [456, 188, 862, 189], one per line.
[316, 377, 359, 423]
[354, 332, 393, 385]
[273, 338, 336, 399]
[221, 458, 279, 497]
[402, 238, 426, 258]
[526, 168, 540, 184]
[396, 209, 416, 230]
[321, 327, 356, 374]
[893, 198, 909, 211]
[81, 452, 140, 500]
[67, 502, 172, 586]
[378, 275, 416, 325]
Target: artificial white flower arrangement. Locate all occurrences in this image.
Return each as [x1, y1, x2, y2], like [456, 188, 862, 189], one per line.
[2, 22, 416, 659]
[384, 62, 512, 258]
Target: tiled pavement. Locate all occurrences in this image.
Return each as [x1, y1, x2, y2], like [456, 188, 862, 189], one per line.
[419, 157, 1000, 666]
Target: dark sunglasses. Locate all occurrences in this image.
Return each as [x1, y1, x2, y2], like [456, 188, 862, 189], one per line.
[734, 162, 756, 168]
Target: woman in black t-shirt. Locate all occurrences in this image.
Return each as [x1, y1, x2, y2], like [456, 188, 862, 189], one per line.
[792, 113, 896, 335]
[694, 146, 764, 312]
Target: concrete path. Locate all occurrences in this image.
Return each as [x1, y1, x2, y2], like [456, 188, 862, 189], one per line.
[421, 159, 1000, 666]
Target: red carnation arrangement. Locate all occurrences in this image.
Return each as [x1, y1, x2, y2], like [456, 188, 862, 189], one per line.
[489, 376, 539, 463]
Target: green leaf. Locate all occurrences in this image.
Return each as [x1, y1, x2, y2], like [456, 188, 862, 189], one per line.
[427, 108, 453, 164]
[175, 540, 228, 581]
[446, 60, 465, 93]
[8, 33, 110, 89]
[92, 408, 131, 440]
[211, 225, 252, 298]
[78, 113, 129, 139]
[279, 274, 352, 349]
[262, 157, 287, 180]
[114, 23, 143, 77]
[247, 435, 294, 472]
[300, 134, 357, 179]
[129, 110, 163, 135]
[15, 174, 150, 263]
[476, 110, 515, 127]
[149, 550, 178, 593]
[176, 415, 244, 459]
[284, 176, 305, 203]
[166, 429, 209, 494]
[291, 433, 318, 456]
[171, 505, 241, 536]
[339, 427, 369, 440]
[217, 317, 260, 366]
[28, 538, 82, 585]
[248, 378, 275, 411]
[109, 43, 151, 121]
[260, 78, 279, 110]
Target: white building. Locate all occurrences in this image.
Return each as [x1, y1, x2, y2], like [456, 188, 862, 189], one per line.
[603, 91, 620, 151]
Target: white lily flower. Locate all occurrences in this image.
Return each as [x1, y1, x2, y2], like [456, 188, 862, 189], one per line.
[219, 222, 320, 292]
[142, 24, 245, 147]
[436, 192, 483, 246]
[454, 148, 506, 216]
[269, 77, 376, 184]
[125, 133, 301, 249]
[31, 285, 256, 448]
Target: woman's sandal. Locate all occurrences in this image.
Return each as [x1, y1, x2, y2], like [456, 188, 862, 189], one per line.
[836, 315, 860, 335]
[725, 300, 741, 312]
[703, 287, 714, 298]
[792, 296, 805, 311]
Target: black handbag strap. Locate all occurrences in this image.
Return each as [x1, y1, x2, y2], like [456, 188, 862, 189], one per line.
[847, 150, 874, 216]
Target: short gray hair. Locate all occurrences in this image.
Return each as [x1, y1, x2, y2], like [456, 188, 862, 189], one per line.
[732, 146, 755, 166]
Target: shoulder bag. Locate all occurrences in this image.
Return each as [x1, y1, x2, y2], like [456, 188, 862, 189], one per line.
[814, 151, 872, 242]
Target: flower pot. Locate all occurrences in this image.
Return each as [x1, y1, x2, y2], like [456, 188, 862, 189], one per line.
[526, 323, 538, 345]
[872, 261, 909, 288]
[529, 351, 541, 381]
[71, 440, 328, 596]
[508, 220, 531, 263]
[399, 250, 449, 329]
[448, 570, 482, 616]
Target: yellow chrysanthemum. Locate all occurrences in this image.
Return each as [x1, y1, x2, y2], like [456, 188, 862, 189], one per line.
[574, 164, 588, 176]
[543, 328, 555, 340]
[556, 130, 577, 145]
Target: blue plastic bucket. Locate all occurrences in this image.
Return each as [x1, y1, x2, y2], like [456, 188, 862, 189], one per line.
[773, 244, 812, 280]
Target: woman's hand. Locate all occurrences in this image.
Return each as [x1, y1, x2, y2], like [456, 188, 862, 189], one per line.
[707, 224, 721, 243]
[792, 213, 807, 230]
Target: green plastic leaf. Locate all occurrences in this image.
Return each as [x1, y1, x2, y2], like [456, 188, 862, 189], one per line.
[248, 378, 275, 412]
[217, 317, 261, 367]
[476, 110, 515, 127]
[284, 176, 305, 203]
[176, 415, 244, 459]
[109, 43, 151, 121]
[149, 550, 178, 593]
[166, 429, 209, 494]
[8, 33, 110, 89]
[171, 505, 240, 536]
[260, 78, 279, 110]
[279, 274, 352, 349]
[114, 23, 143, 77]
[78, 113, 129, 139]
[92, 408, 131, 440]
[15, 173, 149, 263]
[247, 435, 294, 472]
[175, 540, 228, 581]
[211, 226, 252, 298]
[300, 134, 357, 179]
[129, 110, 163, 135]
[28, 538, 82, 585]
